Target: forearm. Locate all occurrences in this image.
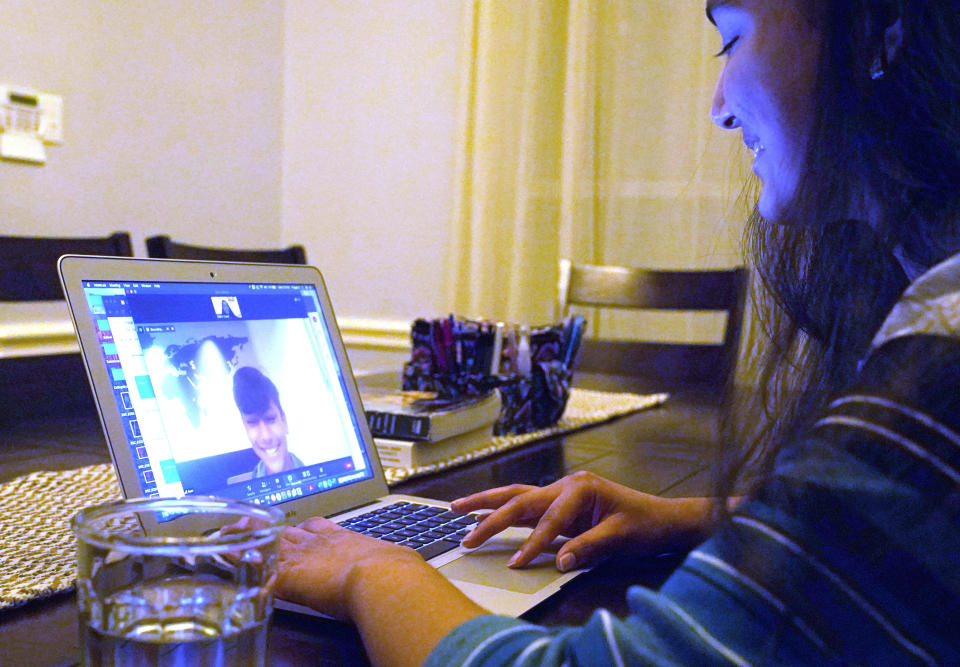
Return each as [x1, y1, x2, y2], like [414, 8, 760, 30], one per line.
[595, 472, 738, 552]
[640, 495, 718, 551]
[346, 553, 489, 667]
[606, 492, 745, 561]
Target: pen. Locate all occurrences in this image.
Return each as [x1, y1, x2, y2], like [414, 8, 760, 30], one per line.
[505, 325, 518, 375]
[430, 319, 445, 372]
[490, 322, 504, 375]
[445, 315, 456, 373]
[563, 315, 585, 367]
[453, 317, 463, 374]
[477, 321, 492, 373]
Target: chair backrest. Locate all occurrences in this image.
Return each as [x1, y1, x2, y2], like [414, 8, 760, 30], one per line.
[0, 232, 133, 423]
[557, 258, 749, 392]
[145, 235, 308, 265]
[0, 232, 133, 301]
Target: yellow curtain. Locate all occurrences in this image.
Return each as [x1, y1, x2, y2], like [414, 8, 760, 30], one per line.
[447, 0, 746, 341]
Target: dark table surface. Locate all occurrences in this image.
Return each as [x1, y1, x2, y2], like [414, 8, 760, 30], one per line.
[0, 371, 721, 666]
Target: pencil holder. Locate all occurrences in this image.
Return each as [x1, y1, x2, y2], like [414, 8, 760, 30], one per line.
[493, 360, 573, 435]
[400, 314, 585, 435]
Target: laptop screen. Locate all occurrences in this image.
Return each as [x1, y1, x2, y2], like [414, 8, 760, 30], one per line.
[78, 278, 375, 508]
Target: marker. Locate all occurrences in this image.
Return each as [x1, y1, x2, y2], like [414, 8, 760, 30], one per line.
[517, 325, 531, 375]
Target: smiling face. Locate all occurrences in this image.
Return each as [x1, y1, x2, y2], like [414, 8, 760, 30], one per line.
[242, 401, 290, 474]
[708, 0, 821, 222]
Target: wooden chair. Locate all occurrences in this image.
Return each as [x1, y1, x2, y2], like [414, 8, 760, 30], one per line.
[145, 235, 308, 264]
[557, 258, 748, 394]
[0, 231, 133, 301]
[0, 232, 133, 425]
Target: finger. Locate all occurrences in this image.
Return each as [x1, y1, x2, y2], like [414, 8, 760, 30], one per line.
[507, 486, 590, 568]
[297, 516, 337, 533]
[280, 518, 339, 547]
[451, 485, 537, 513]
[554, 516, 631, 572]
[220, 516, 252, 536]
[279, 525, 310, 544]
[460, 490, 552, 548]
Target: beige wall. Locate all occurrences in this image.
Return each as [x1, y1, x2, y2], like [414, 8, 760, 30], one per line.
[1, 1, 463, 333]
[282, 0, 463, 323]
[0, 1, 285, 255]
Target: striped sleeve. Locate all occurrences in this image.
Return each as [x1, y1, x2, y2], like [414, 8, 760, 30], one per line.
[424, 606, 727, 667]
[426, 334, 960, 666]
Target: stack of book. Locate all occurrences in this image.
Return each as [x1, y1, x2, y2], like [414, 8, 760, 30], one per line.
[361, 389, 501, 468]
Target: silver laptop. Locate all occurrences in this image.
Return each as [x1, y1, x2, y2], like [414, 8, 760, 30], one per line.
[58, 254, 579, 617]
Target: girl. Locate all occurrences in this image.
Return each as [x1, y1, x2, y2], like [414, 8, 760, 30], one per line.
[277, 2, 960, 664]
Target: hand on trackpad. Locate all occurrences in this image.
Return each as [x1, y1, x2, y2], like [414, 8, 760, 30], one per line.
[438, 535, 562, 594]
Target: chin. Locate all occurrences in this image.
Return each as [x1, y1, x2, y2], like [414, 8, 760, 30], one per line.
[756, 191, 787, 225]
[257, 451, 282, 467]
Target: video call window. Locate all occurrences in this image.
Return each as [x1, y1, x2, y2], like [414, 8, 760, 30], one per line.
[82, 280, 374, 504]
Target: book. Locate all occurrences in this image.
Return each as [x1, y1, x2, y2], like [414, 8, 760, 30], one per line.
[375, 425, 496, 468]
[361, 389, 500, 441]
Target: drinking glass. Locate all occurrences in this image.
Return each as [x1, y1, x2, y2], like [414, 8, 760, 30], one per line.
[72, 496, 284, 666]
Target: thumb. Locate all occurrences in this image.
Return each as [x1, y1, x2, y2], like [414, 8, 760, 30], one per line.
[554, 518, 629, 572]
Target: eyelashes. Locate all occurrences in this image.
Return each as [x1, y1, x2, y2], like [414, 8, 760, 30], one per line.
[714, 36, 739, 58]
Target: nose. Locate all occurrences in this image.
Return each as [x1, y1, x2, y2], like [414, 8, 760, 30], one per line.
[710, 72, 739, 130]
[253, 422, 270, 442]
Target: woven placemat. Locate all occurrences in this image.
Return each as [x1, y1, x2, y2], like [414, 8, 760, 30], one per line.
[0, 463, 121, 611]
[0, 388, 666, 611]
[383, 388, 668, 484]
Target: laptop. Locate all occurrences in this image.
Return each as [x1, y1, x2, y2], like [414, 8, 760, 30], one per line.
[58, 254, 580, 617]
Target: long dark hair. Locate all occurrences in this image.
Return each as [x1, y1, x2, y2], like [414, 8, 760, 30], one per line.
[718, 0, 960, 499]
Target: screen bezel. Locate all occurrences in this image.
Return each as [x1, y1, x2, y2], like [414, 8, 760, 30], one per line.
[58, 254, 391, 530]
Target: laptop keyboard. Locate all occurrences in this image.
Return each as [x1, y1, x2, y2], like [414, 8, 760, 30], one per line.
[339, 501, 479, 561]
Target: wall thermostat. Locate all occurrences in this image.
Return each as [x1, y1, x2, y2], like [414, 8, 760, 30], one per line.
[0, 85, 64, 164]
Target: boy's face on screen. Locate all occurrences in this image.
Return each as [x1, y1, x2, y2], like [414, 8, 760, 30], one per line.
[242, 401, 290, 472]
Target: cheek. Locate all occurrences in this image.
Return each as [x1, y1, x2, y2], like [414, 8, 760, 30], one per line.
[773, 38, 819, 144]
[778, 78, 813, 137]
[721, 56, 774, 135]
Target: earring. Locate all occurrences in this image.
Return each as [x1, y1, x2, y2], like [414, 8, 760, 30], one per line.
[870, 52, 886, 80]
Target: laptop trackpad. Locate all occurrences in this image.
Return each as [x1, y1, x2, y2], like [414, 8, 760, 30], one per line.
[439, 539, 561, 595]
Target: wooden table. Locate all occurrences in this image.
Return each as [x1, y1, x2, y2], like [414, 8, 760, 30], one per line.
[0, 371, 720, 666]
